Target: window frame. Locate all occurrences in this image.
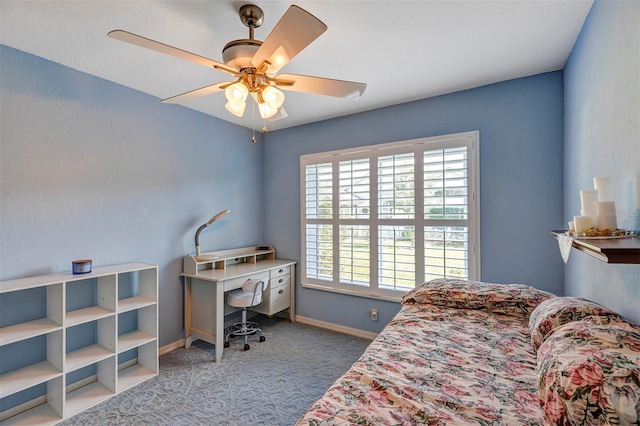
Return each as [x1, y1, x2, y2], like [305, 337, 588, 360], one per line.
[300, 131, 480, 301]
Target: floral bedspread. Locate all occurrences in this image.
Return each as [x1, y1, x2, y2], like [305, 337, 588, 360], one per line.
[297, 303, 545, 425]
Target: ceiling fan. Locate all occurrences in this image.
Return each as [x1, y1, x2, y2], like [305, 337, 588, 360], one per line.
[108, 4, 366, 130]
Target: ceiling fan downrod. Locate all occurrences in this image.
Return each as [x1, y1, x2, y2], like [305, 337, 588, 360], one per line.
[239, 4, 264, 40]
[221, 4, 265, 72]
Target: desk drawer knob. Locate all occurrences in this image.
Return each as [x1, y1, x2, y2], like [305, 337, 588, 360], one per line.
[278, 269, 284, 273]
[278, 278, 284, 283]
[278, 289, 284, 294]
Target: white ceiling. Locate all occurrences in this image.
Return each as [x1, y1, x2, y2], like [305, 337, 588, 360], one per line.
[0, 0, 593, 132]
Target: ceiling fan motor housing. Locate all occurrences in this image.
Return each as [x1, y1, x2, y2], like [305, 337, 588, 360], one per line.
[222, 39, 262, 70]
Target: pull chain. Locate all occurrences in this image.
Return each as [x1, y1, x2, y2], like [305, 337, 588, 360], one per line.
[251, 98, 256, 143]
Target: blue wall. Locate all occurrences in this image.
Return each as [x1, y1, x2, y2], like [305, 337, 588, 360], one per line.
[0, 44, 265, 347]
[563, 0, 640, 323]
[1, 43, 567, 342]
[264, 72, 565, 331]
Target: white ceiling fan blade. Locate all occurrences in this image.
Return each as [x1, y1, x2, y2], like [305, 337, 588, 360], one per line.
[251, 6, 327, 74]
[276, 74, 366, 99]
[268, 107, 288, 122]
[161, 82, 229, 103]
[108, 30, 239, 76]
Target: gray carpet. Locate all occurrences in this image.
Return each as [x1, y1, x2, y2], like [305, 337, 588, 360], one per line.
[60, 317, 371, 425]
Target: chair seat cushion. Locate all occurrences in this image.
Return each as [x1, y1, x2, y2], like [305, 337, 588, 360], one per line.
[227, 288, 263, 308]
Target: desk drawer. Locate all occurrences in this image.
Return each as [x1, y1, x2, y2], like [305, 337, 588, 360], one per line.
[254, 283, 290, 315]
[222, 272, 269, 292]
[270, 265, 291, 279]
[269, 274, 290, 290]
[251, 275, 290, 316]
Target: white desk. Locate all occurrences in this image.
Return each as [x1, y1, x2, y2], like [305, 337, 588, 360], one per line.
[181, 247, 296, 362]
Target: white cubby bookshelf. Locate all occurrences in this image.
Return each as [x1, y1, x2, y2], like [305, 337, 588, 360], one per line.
[0, 262, 158, 425]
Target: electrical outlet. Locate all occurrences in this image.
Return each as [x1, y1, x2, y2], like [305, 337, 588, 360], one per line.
[369, 308, 378, 321]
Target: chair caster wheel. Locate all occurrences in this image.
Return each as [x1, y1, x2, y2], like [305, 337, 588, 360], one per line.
[244, 344, 250, 351]
[259, 336, 266, 342]
[224, 341, 230, 348]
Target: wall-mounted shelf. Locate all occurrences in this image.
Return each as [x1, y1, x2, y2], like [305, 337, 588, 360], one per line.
[550, 230, 640, 264]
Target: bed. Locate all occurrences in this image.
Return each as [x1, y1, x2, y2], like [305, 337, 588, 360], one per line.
[297, 279, 640, 425]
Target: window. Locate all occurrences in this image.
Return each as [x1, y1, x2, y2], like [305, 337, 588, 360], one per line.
[301, 131, 479, 300]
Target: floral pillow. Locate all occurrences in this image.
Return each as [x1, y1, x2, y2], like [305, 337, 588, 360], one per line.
[537, 319, 640, 425]
[529, 297, 623, 351]
[402, 278, 555, 319]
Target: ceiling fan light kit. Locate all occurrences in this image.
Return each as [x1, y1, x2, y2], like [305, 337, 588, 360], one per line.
[221, 40, 261, 70]
[108, 3, 366, 138]
[225, 100, 246, 117]
[226, 82, 248, 101]
[261, 86, 285, 110]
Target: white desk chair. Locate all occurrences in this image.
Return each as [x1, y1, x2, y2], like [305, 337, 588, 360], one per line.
[224, 279, 268, 351]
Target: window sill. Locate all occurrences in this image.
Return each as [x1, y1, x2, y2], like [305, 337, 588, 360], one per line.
[301, 282, 403, 303]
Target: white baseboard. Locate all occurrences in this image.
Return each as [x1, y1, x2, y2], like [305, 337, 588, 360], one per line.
[160, 314, 377, 357]
[160, 340, 184, 356]
[295, 315, 378, 341]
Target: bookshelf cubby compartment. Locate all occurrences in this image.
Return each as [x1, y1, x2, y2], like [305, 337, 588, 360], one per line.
[118, 305, 157, 352]
[0, 377, 63, 426]
[0, 284, 63, 347]
[117, 341, 157, 393]
[65, 317, 116, 373]
[0, 262, 158, 425]
[64, 357, 116, 418]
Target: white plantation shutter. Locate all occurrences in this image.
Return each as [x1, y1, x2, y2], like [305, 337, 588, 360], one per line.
[339, 225, 370, 285]
[378, 225, 416, 291]
[424, 226, 469, 280]
[305, 163, 332, 219]
[339, 159, 370, 219]
[305, 162, 333, 281]
[424, 146, 468, 220]
[378, 152, 415, 219]
[305, 224, 333, 281]
[378, 152, 416, 291]
[301, 132, 479, 300]
[424, 146, 470, 280]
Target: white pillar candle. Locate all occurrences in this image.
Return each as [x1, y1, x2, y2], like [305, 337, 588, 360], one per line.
[573, 215, 593, 234]
[596, 201, 617, 231]
[593, 176, 613, 201]
[568, 221, 575, 231]
[579, 189, 598, 227]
